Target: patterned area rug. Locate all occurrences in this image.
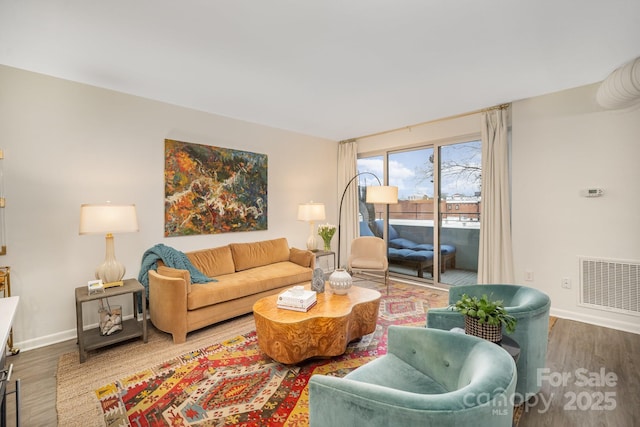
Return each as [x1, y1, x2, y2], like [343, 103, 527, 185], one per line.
[95, 282, 446, 426]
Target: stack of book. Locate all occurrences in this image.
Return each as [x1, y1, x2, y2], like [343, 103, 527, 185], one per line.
[277, 287, 317, 312]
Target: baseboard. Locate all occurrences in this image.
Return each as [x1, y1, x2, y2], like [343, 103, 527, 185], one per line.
[550, 307, 640, 335]
[13, 328, 77, 352]
[12, 313, 140, 352]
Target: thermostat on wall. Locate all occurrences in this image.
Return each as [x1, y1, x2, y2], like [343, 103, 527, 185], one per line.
[581, 188, 604, 197]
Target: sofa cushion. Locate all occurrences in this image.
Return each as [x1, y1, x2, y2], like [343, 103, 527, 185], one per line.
[413, 243, 434, 251]
[345, 353, 449, 395]
[404, 250, 434, 262]
[186, 245, 236, 277]
[387, 248, 415, 260]
[359, 221, 375, 237]
[187, 261, 311, 309]
[374, 219, 400, 240]
[289, 247, 314, 267]
[440, 244, 456, 254]
[230, 238, 290, 271]
[389, 238, 420, 250]
[157, 265, 192, 294]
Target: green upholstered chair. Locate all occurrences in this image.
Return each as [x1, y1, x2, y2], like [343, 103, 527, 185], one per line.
[309, 326, 517, 427]
[427, 284, 551, 403]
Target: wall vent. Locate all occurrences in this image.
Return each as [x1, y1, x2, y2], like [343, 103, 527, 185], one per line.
[579, 257, 640, 316]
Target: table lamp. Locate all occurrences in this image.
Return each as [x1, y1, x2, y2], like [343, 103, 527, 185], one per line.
[79, 203, 139, 287]
[297, 202, 326, 251]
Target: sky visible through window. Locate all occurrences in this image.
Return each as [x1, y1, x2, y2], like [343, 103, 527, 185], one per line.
[358, 140, 482, 200]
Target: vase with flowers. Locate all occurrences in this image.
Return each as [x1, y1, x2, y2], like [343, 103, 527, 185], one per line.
[317, 223, 336, 251]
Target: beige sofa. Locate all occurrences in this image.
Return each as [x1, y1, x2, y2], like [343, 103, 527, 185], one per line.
[148, 237, 315, 343]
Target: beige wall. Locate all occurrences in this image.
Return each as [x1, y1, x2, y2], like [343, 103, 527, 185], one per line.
[512, 83, 640, 334]
[3, 64, 638, 349]
[358, 85, 640, 335]
[356, 112, 482, 153]
[0, 65, 338, 350]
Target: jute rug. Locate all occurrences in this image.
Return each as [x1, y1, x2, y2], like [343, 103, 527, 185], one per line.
[56, 280, 447, 426]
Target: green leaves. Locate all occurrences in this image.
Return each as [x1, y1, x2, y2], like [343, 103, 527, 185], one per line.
[452, 293, 517, 334]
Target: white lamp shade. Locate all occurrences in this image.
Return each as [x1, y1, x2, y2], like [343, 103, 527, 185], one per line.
[366, 186, 398, 204]
[297, 202, 326, 222]
[79, 204, 139, 235]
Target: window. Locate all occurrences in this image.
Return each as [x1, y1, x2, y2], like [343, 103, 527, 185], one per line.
[358, 139, 481, 287]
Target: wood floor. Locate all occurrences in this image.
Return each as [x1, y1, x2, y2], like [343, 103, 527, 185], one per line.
[3, 318, 639, 426]
[518, 318, 640, 427]
[4, 338, 76, 426]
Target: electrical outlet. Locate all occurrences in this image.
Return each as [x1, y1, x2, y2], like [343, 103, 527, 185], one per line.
[561, 277, 571, 289]
[524, 271, 534, 281]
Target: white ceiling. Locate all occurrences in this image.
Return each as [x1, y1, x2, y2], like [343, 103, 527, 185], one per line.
[1, 0, 639, 140]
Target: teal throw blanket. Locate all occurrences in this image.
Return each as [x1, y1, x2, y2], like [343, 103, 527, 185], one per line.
[138, 243, 215, 298]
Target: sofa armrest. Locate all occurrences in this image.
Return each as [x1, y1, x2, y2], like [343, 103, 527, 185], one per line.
[289, 247, 316, 269]
[157, 265, 192, 293]
[148, 269, 188, 343]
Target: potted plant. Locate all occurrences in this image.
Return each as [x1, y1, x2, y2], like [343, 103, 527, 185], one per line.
[452, 294, 517, 343]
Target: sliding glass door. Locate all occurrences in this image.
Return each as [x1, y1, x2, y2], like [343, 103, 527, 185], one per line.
[358, 139, 481, 287]
[437, 140, 481, 285]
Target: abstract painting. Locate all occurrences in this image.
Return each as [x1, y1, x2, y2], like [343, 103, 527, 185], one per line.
[164, 139, 267, 236]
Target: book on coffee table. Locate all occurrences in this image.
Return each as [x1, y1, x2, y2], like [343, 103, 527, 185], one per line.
[277, 300, 317, 312]
[277, 288, 317, 310]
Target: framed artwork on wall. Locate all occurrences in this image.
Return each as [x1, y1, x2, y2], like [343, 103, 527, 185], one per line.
[164, 139, 268, 236]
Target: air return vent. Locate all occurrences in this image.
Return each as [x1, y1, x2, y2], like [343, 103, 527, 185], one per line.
[580, 257, 640, 316]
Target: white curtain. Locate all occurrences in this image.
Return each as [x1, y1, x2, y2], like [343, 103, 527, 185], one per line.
[337, 140, 358, 268]
[478, 108, 515, 283]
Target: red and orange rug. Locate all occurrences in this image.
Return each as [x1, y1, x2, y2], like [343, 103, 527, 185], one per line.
[95, 283, 446, 426]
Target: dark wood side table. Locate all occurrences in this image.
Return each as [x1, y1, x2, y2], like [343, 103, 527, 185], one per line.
[497, 335, 521, 362]
[75, 278, 147, 363]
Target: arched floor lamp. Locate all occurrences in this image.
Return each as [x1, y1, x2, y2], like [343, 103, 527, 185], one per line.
[337, 172, 398, 267]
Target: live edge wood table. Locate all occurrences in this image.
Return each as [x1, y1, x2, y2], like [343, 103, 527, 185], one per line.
[75, 278, 148, 363]
[253, 285, 381, 364]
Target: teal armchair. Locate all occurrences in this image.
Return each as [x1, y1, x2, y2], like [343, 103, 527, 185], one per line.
[427, 284, 551, 402]
[309, 326, 516, 427]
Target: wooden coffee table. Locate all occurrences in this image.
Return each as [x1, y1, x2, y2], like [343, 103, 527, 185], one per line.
[253, 285, 381, 364]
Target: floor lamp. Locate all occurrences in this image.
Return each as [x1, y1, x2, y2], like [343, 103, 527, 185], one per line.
[337, 172, 398, 267]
